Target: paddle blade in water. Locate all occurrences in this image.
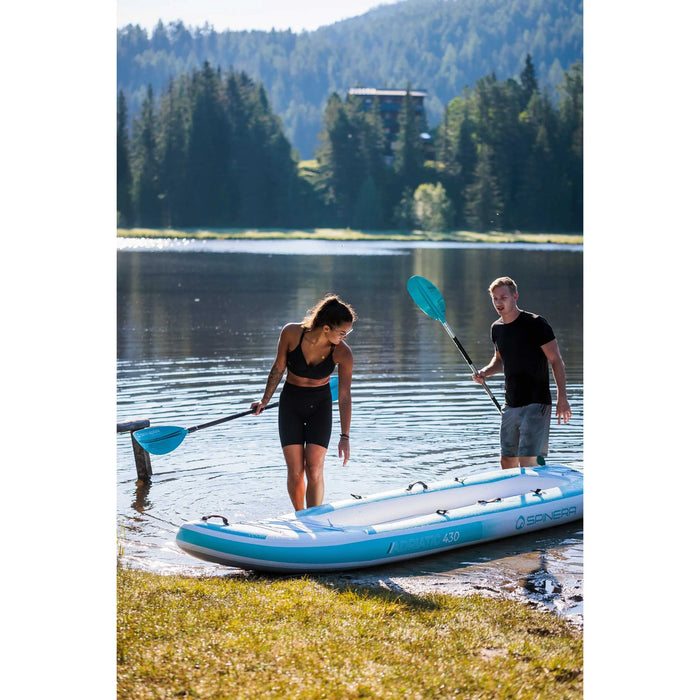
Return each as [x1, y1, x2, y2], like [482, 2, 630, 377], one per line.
[407, 276, 446, 322]
[133, 426, 188, 455]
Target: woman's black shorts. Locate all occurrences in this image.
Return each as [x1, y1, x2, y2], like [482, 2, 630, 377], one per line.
[278, 382, 333, 448]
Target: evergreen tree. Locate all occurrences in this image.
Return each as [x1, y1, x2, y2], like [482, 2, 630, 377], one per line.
[226, 72, 265, 226]
[295, 159, 335, 227]
[346, 93, 388, 227]
[157, 77, 188, 226]
[116, 90, 133, 226]
[392, 186, 416, 230]
[558, 62, 583, 230]
[131, 85, 161, 226]
[515, 90, 560, 230]
[432, 95, 469, 228]
[452, 98, 478, 228]
[316, 93, 363, 222]
[352, 176, 383, 229]
[185, 62, 232, 226]
[393, 84, 425, 194]
[471, 74, 526, 229]
[315, 91, 389, 228]
[237, 79, 299, 227]
[464, 144, 503, 231]
[520, 53, 539, 108]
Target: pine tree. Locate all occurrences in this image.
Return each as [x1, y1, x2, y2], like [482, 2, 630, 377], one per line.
[520, 53, 539, 108]
[157, 77, 188, 226]
[248, 82, 298, 227]
[392, 187, 416, 230]
[464, 144, 503, 231]
[471, 74, 526, 229]
[316, 93, 363, 222]
[185, 62, 232, 226]
[131, 85, 161, 226]
[346, 94, 387, 227]
[452, 100, 477, 228]
[558, 63, 583, 230]
[393, 84, 425, 194]
[515, 90, 559, 230]
[352, 176, 383, 229]
[116, 90, 133, 226]
[224, 71, 258, 225]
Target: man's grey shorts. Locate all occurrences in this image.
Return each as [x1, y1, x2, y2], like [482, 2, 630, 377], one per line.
[500, 403, 551, 457]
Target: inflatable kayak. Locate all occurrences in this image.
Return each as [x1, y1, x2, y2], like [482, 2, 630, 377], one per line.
[176, 464, 583, 573]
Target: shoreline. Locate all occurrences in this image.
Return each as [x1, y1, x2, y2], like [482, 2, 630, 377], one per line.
[117, 227, 583, 246]
[126, 541, 583, 631]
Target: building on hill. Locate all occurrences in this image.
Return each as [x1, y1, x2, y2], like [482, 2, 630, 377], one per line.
[347, 87, 432, 164]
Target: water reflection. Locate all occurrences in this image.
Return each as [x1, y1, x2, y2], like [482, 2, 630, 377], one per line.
[117, 239, 583, 622]
[131, 481, 152, 513]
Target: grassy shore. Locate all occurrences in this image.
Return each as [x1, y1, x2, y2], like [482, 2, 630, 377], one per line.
[117, 227, 582, 245]
[117, 567, 582, 699]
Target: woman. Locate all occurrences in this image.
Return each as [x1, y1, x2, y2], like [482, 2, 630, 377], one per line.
[251, 294, 356, 511]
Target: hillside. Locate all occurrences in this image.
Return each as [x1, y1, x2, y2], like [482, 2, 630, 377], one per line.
[117, 0, 583, 159]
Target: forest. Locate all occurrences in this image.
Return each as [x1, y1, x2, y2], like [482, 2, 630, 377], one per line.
[117, 0, 583, 160]
[117, 55, 582, 233]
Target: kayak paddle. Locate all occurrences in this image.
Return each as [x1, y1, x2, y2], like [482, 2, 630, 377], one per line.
[406, 275, 502, 413]
[134, 375, 339, 455]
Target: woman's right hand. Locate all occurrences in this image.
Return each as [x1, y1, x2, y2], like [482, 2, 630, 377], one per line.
[250, 400, 266, 415]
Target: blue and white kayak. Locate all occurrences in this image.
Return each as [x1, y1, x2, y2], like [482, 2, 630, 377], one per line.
[176, 464, 583, 573]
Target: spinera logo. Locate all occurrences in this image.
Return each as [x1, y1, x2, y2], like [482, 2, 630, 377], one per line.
[516, 507, 576, 530]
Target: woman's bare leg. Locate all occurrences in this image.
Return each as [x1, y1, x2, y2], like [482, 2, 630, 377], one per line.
[283, 444, 306, 510]
[303, 443, 327, 508]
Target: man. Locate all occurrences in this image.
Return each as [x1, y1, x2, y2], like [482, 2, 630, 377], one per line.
[472, 277, 571, 469]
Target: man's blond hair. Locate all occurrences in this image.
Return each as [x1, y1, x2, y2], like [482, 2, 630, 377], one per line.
[489, 277, 518, 295]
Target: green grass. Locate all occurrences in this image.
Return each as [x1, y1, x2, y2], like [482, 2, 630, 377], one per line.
[117, 567, 582, 699]
[116, 227, 583, 245]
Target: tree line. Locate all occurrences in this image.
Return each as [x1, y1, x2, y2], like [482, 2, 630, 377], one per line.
[117, 0, 582, 159]
[117, 56, 582, 233]
[118, 62, 311, 228]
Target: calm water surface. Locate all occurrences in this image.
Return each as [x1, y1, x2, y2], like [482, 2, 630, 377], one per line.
[117, 238, 583, 623]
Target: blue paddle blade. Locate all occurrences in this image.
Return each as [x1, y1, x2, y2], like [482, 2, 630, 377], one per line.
[407, 276, 446, 322]
[329, 374, 339, 400]
[133, 426, 188, 455]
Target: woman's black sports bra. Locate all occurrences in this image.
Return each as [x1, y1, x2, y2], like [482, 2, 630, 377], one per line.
[286, 328, 336, 380]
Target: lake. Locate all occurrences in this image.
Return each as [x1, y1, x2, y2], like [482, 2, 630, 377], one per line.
[117, 238, 583, 624]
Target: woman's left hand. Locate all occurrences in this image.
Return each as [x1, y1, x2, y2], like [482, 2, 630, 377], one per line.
[338, 437, 350, 466]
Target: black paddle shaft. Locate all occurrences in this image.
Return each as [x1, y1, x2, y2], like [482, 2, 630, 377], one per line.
[451, 334, 475, 366]
[442, 320, 502, 414]
[188, 401, 280, 434]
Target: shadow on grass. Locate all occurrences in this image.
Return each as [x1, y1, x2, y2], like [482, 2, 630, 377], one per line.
[235, 521, 582, 615]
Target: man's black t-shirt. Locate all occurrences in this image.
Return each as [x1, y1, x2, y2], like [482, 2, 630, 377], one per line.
[491, 311, 555, 407]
